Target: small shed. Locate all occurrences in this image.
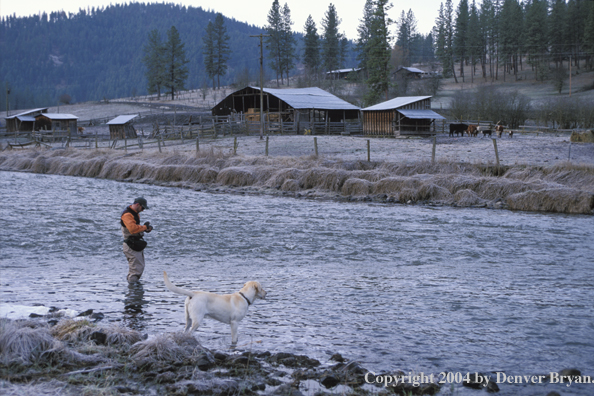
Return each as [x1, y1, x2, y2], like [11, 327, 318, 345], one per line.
[394, 66, 431, 79]
[35, 113, 78, 136]
[5, 108, 49, 133]
[361, 96, 445, 136]
[325, 68, 363, 80]
[107, 115, 138, 139]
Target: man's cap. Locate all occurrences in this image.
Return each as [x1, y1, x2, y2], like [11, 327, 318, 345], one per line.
[134, 197, 149, 209]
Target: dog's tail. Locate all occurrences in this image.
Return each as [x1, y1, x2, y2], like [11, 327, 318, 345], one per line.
[163, 271, 195, 298]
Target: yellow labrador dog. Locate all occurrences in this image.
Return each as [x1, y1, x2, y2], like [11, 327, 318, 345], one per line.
[163, 271, 267, 345]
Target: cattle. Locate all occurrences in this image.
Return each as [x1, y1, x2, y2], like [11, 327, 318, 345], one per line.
[77, 126, 85, 135]
[495, 124, 505, 138]
[466, 124, 479, 137]
[508, 130, 514, 138]
[449, 123, 468, 137]
[476, 126, 492, 137]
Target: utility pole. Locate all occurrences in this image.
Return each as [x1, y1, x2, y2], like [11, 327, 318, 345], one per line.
[5, 84, 10, 117]
[250, 34, 270, 140]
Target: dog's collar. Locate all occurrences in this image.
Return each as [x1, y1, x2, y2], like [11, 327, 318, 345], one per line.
[239, 292, 252, 306]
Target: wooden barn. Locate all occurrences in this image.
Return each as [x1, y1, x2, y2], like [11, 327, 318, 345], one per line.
[212, 86, 360, 133]
[393, 66, 428, 79]
[4, 108, 48, 133]
[35, 113, 78, 136]
[107, 115, 138, 139]
[325, 68, 363, 80]
[361, 96, 445, 136]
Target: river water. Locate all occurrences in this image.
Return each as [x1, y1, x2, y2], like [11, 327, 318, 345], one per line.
[1, 170, 593, 395]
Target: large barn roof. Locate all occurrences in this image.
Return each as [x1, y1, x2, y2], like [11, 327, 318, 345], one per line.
[362, 96, 432, 111]
[249, 86, 360, 111]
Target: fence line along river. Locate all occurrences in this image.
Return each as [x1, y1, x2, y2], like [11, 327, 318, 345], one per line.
[1, 170, 593, 395]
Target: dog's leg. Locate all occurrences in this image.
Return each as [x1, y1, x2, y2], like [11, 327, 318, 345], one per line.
[184, 298, 192, 332]
[230, 321, 239, 345]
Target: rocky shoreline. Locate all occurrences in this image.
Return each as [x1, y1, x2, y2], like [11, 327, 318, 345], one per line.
[1, 314, 588, 396]
[0, 315, 441, 396]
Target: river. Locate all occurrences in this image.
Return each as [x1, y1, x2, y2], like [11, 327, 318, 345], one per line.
[1, 170, 593, 395]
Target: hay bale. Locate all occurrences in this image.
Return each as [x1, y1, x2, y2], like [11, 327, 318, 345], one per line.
[216, 167, 255, 186]
[570, 130, 594, 143]
[506, 188, 594, 214]
[341, 178, 373, 196]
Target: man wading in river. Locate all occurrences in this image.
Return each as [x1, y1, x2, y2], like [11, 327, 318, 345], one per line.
[121, 197, 153, 283]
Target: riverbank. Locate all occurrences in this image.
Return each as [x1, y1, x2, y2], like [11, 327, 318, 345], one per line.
[1, 134, 593, 214]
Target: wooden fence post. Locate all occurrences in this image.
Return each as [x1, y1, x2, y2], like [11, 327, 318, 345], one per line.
[265, 136, 269, 156]
[158, 138, 162, 153]
[125, 137, 127, 152]
[233, 137, 238, 154]
[95, 131, 98, 150]
[367, 139, 371, 162]
[492, 138, 500, 167]
[432, 137, 436, 164]
[196, 137, 200, 154]
[314, 137, 318, 157]
[568, 142, 571, 161]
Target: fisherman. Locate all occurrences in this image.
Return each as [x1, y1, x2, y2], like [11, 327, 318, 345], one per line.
[121, 197, 153, 283]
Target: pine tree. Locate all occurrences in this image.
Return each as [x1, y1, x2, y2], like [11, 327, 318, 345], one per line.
[265, 0, 284, 86]
[434, 3, 448, 76]
[163, 25, 189, 100]
[356, 0, 375, 74]
[498, 0, 523, 80]
[202, 21, 216, 89]
[467, 0, 481, 82]
[280, 3, 297, 85]
[549, 0, 568, 68]
[213, 13, 230, 89]
[396, 9, 418, 67]
[321, 3, 341, 73]
[524, 0, 548, 79]
[143, 29, 165, 99]
[584, 1, 594, 70]
[365, 0, 392, 105]
[303, 15, 321, 77]
[454, 0, 469, 82]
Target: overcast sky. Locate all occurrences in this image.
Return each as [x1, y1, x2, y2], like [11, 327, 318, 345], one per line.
[1, 0, 442, 39]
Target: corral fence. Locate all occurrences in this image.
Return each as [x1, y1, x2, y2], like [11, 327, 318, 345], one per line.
[0, 113, 587, 152]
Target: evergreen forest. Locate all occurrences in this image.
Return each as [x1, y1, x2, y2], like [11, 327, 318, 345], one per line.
[0, 3, 271, 110]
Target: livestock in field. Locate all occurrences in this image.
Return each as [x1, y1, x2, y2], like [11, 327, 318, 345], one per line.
[466, 124, 479, 137]
[495, 123, 505, 138]
[508, 130, 514, 138]
[449, 123, 468, 137]
[476, 126, 492, 137]
[77, 127, 85, 134]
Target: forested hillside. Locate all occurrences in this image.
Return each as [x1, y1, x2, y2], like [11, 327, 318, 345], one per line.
[0, 3, 273, 109]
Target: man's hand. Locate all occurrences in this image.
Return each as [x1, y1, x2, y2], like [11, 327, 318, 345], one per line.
[144, 222, 153, 233]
